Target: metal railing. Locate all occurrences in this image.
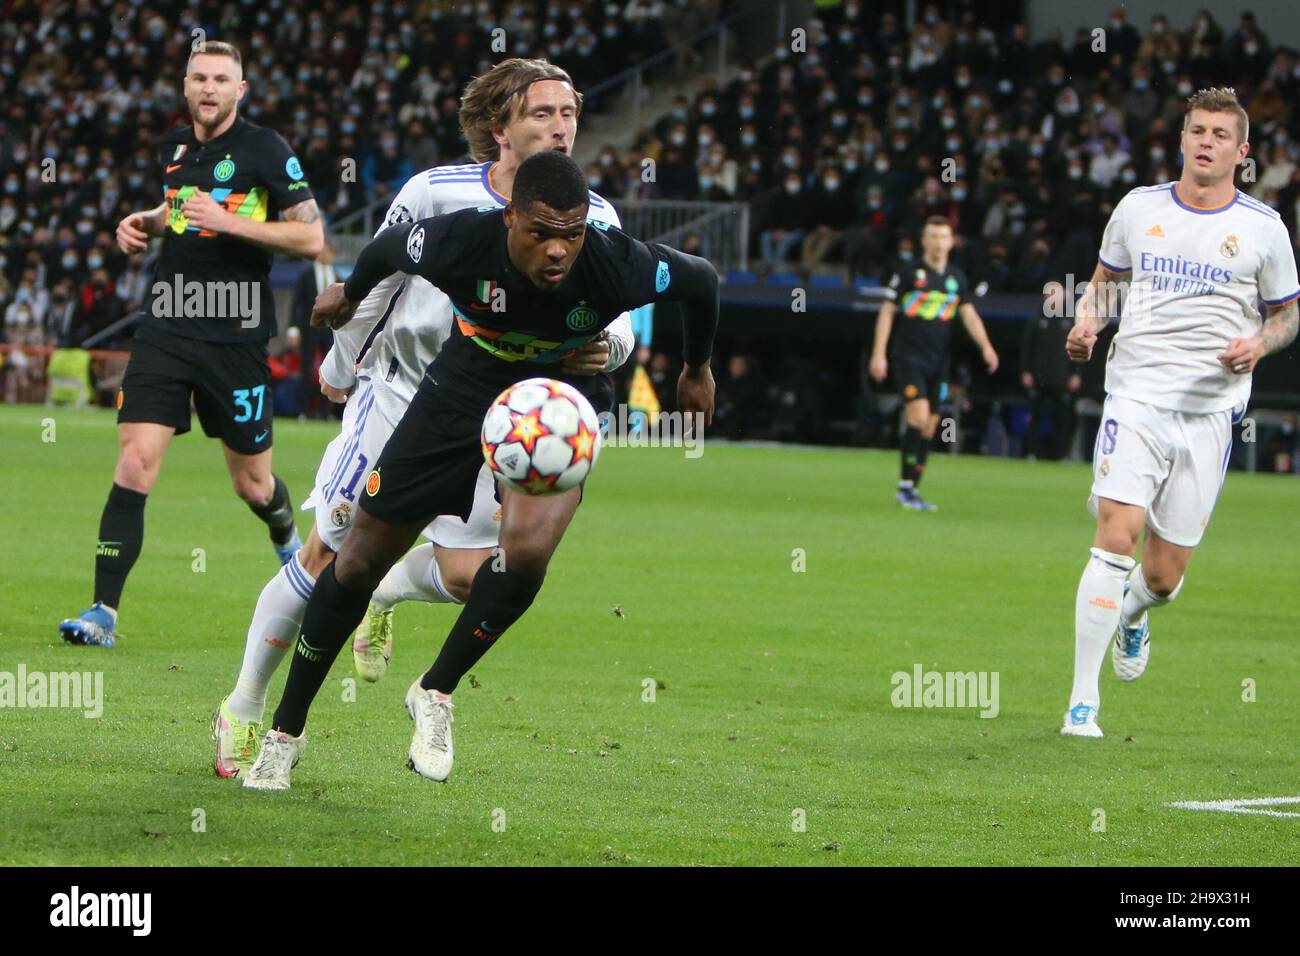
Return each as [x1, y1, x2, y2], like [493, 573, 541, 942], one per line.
[331, 197, 749, 271]
[610, 199, 750, 271]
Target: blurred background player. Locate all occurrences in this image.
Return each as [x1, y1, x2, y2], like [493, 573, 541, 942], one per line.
[59, 42, 323, 649]
[211, 58, 634, 778]
[869, 217, 999, 510]
[1061, 88, 1299, 738]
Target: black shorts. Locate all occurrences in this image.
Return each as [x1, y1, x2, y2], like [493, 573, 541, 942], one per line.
[359, 377, 487, 528]
[892, 353, 949, 407]
[117, 326, 273, 455]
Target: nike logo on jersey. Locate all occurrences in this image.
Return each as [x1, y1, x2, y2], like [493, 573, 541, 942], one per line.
[166, 163, 183, 173]
[254, 430, 269, 443]
[1145, 224, 1164, 237]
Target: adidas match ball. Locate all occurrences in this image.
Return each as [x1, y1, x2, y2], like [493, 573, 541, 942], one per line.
[482, 378, 601, 495]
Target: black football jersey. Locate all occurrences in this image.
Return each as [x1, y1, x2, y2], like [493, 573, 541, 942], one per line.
[345, 207, 704, 415]
[884, 260, 972, 364]
[144, 117, 314, 342]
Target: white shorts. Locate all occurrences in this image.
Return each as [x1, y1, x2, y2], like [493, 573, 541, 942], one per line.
[1088, 394, 1239, 548]
[302, 378, 502, 552]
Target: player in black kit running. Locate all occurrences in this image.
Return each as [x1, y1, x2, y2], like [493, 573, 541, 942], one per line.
[59, 42, 323, 649]
[243, 150, 718, 790]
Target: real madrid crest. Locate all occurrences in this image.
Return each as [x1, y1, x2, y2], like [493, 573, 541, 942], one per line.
[330, 503, 352, 528]
[1099, 458, 1110, 478]
[1220, 234, 1239, 258]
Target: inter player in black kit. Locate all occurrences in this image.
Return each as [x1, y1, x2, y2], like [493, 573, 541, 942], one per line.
[243, 151, 717, 790]
[59, 43, 324, 648]
[869, 217, 998, 511]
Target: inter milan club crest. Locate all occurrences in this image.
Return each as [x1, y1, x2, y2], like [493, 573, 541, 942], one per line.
[1220, 234, 1240, 258]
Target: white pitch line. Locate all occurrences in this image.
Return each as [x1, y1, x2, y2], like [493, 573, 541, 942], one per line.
[1166, 796, 1300, 819]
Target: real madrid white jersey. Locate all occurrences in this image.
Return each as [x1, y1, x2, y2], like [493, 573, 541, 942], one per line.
[319, 161, 633, 414]
[1097, 182, 1300, 413]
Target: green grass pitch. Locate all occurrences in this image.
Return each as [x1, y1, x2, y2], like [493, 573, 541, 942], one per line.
[1, 403, 1296, 865]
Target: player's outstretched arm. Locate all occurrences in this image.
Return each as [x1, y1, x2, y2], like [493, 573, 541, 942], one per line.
[657, 248, 719, 426]
[958, 303, 999, 373]
[1066, 262, 1127, 363]
[1218, 299, 1299, 376]
[313, 218, 446, 330]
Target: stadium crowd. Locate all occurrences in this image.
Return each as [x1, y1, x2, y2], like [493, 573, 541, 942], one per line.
[1, 1, 1298, 466]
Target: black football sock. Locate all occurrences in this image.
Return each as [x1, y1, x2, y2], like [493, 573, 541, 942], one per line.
[899, 427, 920, 486]
[272, 561, 371, 737]
[914, 432, 932, 488]
[249, 473, 298, 546]
[421, 560, 546, 693]
[93, 483, 147, 611]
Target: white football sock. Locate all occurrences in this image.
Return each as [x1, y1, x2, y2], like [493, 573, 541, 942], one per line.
[1070, 547, 1136, 706]
[1121, 564, 1183, 625]
[372, 542, 461, 611]
[228, 552, 316, 723]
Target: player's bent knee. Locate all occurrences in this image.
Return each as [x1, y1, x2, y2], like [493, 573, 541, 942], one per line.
[231, 472, 271, 505]
[1144, 568, 1183, 598]
[297, 531, 335, 577]
[114, 448, 160, 493]
[497, 539, 553, 576]
[441, 570, 474, 604]
[333, 547, 389, 593]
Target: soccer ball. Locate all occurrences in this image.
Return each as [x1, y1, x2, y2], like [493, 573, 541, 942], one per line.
[482, 378, 602, 495]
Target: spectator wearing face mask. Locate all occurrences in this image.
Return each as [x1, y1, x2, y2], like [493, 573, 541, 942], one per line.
[362, 130, 414, 196]
[758, 173, 810, 269]
[801, 167, 854, 270]
[79, 267, 123, 337]
[1226, 13, 1271, 83]
[45, 277, 85, 346]
[1088, 134, 1131, 190]
[656, 143, 697, 200]
[6, 274, 48, 328]
[695, 166, 732, 203]
[845, 184, 898, 280]
[1136, 14, 1182, 63]
[981, 188, 1026, 239]
[1122, 67, 1160, 133]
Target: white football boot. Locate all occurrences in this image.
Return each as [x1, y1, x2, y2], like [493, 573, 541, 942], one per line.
[405, 679, 454, 782]
[1112, 584, 1151, 681]
[1061, 702, 1103, 738]
[242, 729, 307, 791]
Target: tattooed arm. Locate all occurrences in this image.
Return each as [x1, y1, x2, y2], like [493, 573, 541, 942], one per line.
[1218, 299, 1299, 376]
[178, 195, 325, 259]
